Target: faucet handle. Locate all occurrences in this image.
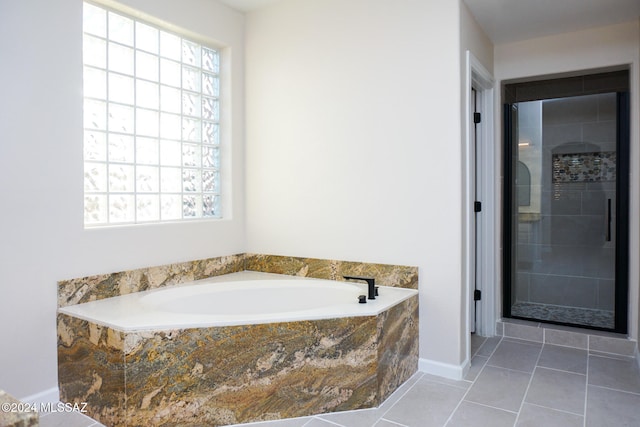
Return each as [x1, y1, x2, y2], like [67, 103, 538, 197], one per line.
[343, 276, 376, 300]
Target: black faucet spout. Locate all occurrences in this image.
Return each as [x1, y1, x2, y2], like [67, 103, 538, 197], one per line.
[343, 276, 376, 300]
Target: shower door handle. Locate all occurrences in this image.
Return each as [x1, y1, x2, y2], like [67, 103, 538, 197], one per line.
[606, 198, 612, 242]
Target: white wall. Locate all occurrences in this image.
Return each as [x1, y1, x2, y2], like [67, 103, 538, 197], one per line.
[494, 20, 640, 341]
[460, 2, 494, 76]
[245, 0, 467, 371]
[0, 0, 245, 398]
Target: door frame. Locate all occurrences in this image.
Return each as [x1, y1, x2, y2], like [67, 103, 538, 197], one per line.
[464, 51, 497, 356]
[614, 92, 630, 334]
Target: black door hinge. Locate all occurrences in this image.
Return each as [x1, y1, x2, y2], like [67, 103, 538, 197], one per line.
[473, 112, 481, 124]
[474, 201, 482, 213]
[474, 290, 482, 301]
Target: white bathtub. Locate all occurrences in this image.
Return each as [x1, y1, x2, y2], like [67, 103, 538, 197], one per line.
[58, 271, 418, 331]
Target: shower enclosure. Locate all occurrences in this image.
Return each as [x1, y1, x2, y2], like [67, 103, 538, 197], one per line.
[503, 71, 629, 333]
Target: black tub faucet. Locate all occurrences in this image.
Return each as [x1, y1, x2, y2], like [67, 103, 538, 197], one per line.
[343, 276, 376, 300]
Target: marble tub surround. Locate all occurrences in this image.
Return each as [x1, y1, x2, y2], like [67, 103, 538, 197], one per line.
[58, 294, 418, 427]
[376, 294, 419, 402]
[58, 254, 245, 308]
[57, 314, 125, 426]
[58, 272, 417, 331]
[0, 390, 39, 427]
[58, 254, 418, 426]
[244, 254, 419, 290]
[58, 253, 418, 309]
[125, 317, 379, 426]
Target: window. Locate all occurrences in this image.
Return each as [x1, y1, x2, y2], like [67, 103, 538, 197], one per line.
[82, 2, 221, 226]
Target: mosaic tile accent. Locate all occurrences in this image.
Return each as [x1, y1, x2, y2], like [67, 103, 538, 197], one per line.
[244, 254, 418, 290]
[511, 301, 614, 330]
[552, 151, 616, 183]
[58, 294, 418, 427]
[57, 254, 245, 308]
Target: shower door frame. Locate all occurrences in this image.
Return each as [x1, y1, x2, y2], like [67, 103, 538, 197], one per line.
[502, 89, 630, 334]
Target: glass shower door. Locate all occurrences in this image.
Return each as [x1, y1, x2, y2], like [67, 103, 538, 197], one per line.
[504, 92, 628, 332]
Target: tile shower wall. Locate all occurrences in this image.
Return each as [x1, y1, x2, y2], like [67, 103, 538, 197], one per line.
[517, 93, 617, 314]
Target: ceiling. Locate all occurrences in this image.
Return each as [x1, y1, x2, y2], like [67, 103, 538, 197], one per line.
[218, 0, 640, 45]
[463, 0, 640, 44]
[217, 0, 281, 12]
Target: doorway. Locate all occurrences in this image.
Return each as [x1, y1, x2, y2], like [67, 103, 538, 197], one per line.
[503, 70, 630, 333]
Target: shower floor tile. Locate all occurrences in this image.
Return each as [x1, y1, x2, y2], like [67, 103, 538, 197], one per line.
[511, 301, 614, 329]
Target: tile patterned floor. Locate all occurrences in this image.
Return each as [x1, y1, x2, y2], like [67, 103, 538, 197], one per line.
[511, 301, 614, 330]
[39, 334, 640, 427]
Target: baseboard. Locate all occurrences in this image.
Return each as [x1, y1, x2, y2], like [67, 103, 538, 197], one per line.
[19, 387, 59, 405]
[419, 357, 469, 381]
